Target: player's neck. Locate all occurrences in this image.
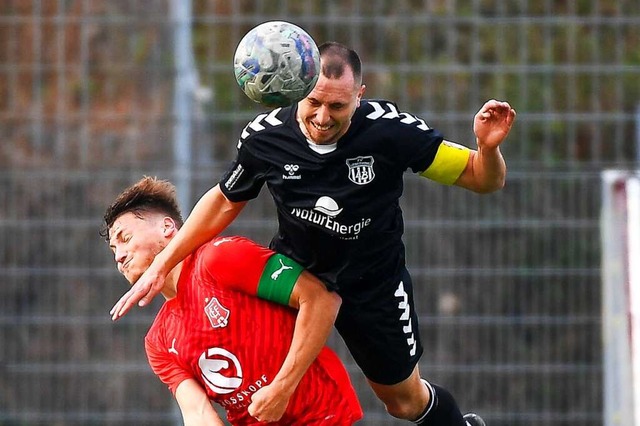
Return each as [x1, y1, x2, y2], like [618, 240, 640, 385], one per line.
[160, 262, 183, 300]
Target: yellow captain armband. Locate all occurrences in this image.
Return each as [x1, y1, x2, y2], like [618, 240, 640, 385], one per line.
[419, 140, 471, 185]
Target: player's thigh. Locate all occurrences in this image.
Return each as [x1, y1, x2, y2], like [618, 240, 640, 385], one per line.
[335, 268, 423, 385]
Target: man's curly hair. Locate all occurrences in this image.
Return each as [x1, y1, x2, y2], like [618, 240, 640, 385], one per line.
[100, 176, 184, 241]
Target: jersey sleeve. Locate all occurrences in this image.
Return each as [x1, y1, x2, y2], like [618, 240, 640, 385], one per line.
[144, 333, 192, 395]
[218, 117, 273, 202]
[218, 147, 265, 202]
[199, 237, 303, 306]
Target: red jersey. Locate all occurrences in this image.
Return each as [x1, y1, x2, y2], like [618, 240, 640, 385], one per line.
[145, 236, 362, 425]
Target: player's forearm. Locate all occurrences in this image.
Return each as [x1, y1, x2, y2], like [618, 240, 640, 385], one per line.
[182, 409, 226, 426]
[272, 287, 341, 392]
[469, 145, 506, 193]
[176, 379, 225, 426]
[156, 185, 246, 272]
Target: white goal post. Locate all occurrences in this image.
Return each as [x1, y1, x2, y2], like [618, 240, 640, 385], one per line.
[602, 170, 640, 426]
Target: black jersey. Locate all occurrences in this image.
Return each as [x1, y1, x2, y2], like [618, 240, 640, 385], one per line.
[219, 100, 445, 299]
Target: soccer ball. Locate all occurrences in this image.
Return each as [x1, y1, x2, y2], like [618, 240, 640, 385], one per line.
[233, 21, 320, 108]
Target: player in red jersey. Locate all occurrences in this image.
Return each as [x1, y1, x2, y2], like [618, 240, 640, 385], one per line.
[101, 176, 362, 426]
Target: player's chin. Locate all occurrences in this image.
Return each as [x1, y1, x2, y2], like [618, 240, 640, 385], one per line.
[310, 129, 338, 144]
[124, 271, 141, 286]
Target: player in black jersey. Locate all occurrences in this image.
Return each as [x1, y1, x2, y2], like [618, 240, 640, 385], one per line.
[111, 42, 515, 426]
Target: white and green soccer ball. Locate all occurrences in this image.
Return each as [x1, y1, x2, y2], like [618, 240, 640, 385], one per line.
[233, 21, 320, 108]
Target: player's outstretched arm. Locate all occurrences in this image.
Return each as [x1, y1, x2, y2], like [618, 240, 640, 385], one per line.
[110, 185, 247, 320]
[455, 99, 516, 193]
[175, 379, 226, 426]
[248, 271, 342, 422]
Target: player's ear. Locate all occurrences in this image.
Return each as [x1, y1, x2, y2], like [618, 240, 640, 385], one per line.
[162, 217, 177, 237]
[356, 84, 366, 106]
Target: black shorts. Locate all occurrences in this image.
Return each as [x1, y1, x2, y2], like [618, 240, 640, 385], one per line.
[334, 268, 423, 385]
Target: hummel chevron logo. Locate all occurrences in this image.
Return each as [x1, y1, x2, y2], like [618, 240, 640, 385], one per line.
[365, 101, 429, 131]
[264, 108, 283, 126]
[395, 281, 417, 356]
[365, 101, 385, 119]
[241, 108, 283, 139]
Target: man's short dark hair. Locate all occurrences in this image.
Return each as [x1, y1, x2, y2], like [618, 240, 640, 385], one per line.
[318, 41, 362, 85]
[100, 176, 183, 240]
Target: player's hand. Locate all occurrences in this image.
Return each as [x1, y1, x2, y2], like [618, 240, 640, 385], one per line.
[473, 99, 516, 149]
[110, 260, 167, 321]
[248, 383, 292, 423]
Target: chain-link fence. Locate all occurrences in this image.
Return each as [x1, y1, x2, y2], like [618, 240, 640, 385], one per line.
[1, 1, 639, 425]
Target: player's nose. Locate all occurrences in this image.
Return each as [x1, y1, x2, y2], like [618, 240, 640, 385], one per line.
[315, 105, 331, 124]
[114, 246, 127, 266]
